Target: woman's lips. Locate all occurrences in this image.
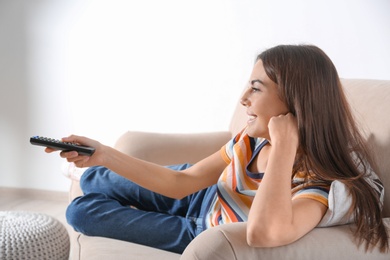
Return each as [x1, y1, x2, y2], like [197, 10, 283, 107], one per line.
[247, 114, 257, 124]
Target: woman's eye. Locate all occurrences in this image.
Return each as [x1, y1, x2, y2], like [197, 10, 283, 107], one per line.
[251, 87, 261, 92]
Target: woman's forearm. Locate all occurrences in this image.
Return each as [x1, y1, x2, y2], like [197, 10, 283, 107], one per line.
[101, 145, 224, 199]
[247, 141, 297, 246]
[101, 145, 192, 199]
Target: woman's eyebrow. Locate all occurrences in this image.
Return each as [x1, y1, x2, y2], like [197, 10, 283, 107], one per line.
[250, 79, 265, 86]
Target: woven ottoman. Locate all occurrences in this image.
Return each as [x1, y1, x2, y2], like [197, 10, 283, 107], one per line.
[0, 211, 70, 260]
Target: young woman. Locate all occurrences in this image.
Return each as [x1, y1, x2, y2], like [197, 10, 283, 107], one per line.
[47, 45, 388, 254]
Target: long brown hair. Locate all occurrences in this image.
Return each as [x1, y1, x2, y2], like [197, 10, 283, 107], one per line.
[258, 45, 388, 252]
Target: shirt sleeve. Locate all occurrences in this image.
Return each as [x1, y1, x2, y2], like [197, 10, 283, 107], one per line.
[292, 183, 329, 207]
[292, 179, 355, 227]
[316, 180, 354, 227]
[220, 128, 247, 164]
[317, 170, 384, 228]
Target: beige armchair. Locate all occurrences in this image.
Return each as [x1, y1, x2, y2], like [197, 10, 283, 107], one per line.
[69, 79, 390, 259]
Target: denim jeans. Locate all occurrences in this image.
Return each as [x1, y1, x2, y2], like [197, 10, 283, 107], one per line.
[66, 164, 216, 254]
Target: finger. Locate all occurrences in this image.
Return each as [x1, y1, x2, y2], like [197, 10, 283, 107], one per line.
[60, 151, 79, 158]
[44, 147, 58, 153]
[62, 135, 93, 147]
[61, 135, 83, 144]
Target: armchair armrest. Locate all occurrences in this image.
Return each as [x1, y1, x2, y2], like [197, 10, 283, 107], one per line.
[182, 219, 390, 259]
[114, 131, 232, 165]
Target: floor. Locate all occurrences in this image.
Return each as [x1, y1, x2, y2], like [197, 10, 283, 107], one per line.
[0, 187, 71, 232]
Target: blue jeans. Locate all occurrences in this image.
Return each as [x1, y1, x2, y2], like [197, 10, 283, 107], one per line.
[66, 164, 215, 254]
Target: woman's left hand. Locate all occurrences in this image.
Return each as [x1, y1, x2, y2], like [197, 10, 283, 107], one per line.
[268, 113, 299, 150]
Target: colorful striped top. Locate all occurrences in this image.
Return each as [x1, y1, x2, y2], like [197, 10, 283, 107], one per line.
[203, 128, 331, 228]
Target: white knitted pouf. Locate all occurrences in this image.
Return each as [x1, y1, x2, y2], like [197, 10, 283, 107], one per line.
[0, 211, 70, 260]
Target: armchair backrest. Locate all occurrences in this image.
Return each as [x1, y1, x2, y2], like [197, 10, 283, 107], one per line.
[228, 79, 390, 217]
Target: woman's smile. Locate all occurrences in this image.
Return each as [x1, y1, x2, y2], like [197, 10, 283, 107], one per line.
[247, 114, 257, 124]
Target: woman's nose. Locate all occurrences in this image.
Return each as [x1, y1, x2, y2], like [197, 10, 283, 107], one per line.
[240, 89, 250, 106]
[240, 97, 247, 107]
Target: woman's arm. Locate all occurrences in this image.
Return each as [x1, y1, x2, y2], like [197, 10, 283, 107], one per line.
[47, 135, 226, 199]
[103, 145, 226, 198]
[247, 114, 327, 247]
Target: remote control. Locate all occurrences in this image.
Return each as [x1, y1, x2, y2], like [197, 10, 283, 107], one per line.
[30, 136, 96, 156]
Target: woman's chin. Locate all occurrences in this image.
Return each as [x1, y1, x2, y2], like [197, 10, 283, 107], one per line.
[245, 123, 268, 139]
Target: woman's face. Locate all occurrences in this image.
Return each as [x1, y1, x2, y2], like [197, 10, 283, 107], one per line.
[240, 59, 289, 139]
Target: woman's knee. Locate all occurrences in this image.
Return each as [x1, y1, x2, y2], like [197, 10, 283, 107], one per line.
[66, 194, 103, 235]
[79, 166, 110, 192]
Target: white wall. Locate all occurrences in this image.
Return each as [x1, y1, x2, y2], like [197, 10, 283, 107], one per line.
[1, 0, 389, 192]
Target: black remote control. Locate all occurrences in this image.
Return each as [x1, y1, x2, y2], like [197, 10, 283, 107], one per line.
[30, 136, 96, 156]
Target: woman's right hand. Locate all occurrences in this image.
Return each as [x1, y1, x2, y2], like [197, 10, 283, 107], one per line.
[45, 135, 107, 168]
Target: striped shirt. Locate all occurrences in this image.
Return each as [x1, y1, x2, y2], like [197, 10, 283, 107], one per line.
[204, 128, 331, 228]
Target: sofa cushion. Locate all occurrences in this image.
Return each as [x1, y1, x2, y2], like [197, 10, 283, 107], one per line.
[75, 234, 181, 260]
[341, 79, 390, 217]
